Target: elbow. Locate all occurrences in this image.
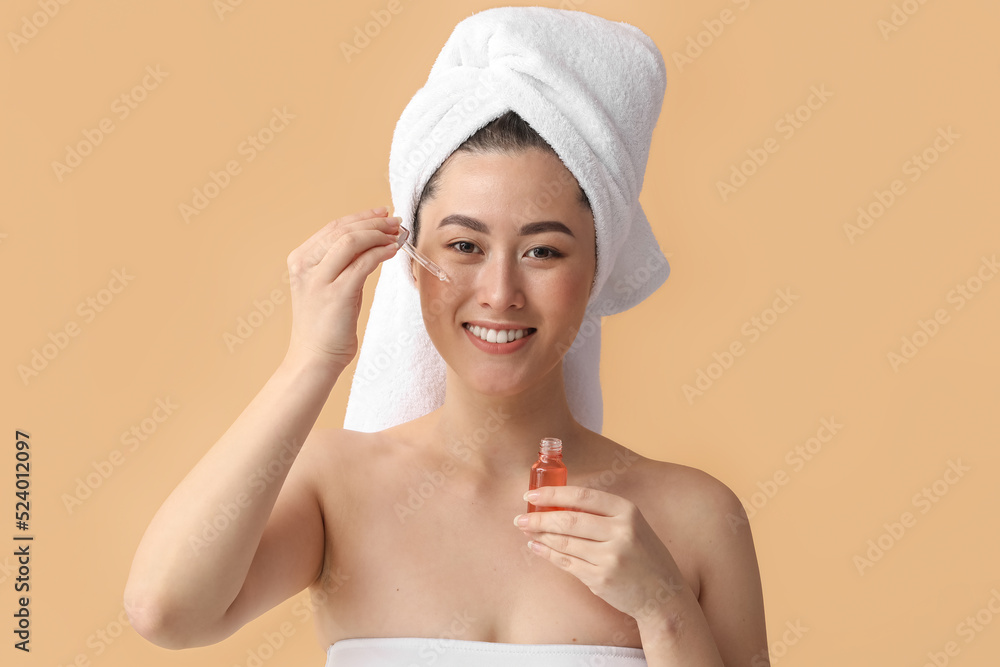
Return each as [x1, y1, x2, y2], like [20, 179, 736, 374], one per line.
[123, 592, 181, 649]
[123, 588, 221, 650]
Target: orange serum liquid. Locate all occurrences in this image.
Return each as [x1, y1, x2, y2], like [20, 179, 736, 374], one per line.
[527, 437, 567, 513]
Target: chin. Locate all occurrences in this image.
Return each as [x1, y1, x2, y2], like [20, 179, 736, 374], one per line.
[455, 365, 534, 396]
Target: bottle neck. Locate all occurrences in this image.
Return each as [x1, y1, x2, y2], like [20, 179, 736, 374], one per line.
[538, 437, 563, 461]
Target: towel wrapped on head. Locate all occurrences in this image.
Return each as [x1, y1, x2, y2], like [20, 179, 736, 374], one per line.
[343, 6, 671, 434]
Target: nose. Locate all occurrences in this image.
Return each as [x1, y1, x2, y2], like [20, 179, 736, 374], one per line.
[473, 252, 525, 312]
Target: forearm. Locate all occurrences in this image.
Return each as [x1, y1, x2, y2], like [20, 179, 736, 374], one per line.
[124, 350, 341, 635]
[637, 585, 726, 667]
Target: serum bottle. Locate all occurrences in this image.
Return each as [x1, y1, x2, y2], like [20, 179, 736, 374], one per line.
[527, 437, 567, 513]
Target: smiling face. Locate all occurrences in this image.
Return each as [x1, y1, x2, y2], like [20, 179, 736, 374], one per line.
[410, 148, 597, 397]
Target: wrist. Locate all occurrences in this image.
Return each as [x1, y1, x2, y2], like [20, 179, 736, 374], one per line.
[632, 580, 701, 648]
[281, 346, 346, 384]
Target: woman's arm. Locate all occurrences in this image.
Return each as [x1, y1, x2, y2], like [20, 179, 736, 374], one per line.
[123, 350, 340, 648]
[674, 471, 769, 667]
[124, 207, 403, 648]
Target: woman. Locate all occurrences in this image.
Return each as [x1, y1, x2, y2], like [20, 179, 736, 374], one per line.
[125, 9, 768, 667]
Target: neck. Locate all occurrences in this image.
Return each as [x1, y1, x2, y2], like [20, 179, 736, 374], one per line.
[424, 361, 590, 487]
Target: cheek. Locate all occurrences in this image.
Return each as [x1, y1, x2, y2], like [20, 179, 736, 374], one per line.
[534, 272, 591, 339]
[419, 279, 463, 329]
[551, 261, 593, 302]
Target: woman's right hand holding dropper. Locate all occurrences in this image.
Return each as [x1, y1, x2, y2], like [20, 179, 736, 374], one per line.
[285, 206, 402, 374]
[124, 205, 402, 649]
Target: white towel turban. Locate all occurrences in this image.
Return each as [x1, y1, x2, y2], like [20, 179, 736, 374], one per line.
[343, 6, 670, 435]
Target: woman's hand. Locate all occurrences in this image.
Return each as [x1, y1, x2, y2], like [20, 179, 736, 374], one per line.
[284, 206, 403, 372]
[513, 485, 689, 624]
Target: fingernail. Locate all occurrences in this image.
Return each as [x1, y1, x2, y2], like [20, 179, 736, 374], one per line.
[523, 490, 539, 502]
[514, 514, 529, 527]
[395, 226, 409, 247]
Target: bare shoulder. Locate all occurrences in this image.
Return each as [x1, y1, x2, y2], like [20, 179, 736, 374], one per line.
[587, 435, 743, 531]
[626, 452, 767, 664]
[300, 426, 396, 470]
[297, 425, 410, 508]
[639, 458, 745, 535]
[590, 440, 754, 593]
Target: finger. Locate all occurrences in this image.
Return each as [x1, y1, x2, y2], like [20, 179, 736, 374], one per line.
[314, 228, 400, 285]
[307, 206, 390, 246]
[515, 510, 613, 542]
[317, 241, 399, 309]
[526, 536, 601, 576]
[302, 214, 397, 269]
[291, 208, 394, 267]
[303, 218, 400, 271]
[528, 531, 609, 566]
[526, 485, 630, 517]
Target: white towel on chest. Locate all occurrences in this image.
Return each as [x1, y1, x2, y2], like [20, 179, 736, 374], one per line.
[343, 6, 670, 434]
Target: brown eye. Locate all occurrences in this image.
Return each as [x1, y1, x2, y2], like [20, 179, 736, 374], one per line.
[527, 247, 562, 260]
[448, 241, 479, 254]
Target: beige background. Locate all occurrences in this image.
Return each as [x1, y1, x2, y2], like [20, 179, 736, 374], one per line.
[3, 0, 999, 665]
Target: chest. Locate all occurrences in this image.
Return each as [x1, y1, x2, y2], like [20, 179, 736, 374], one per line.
[315, 487, 645, 647]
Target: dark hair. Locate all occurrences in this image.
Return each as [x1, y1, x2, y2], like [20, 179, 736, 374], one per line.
[411, 110, 592, 246]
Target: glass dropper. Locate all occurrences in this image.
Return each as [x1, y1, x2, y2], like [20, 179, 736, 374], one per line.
[396, 226, 450, 282]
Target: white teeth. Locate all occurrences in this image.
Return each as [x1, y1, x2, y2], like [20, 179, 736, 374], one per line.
[465, 324, 533, 343]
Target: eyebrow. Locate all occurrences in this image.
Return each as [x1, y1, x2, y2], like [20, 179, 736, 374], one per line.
[436, 214, 575, 238]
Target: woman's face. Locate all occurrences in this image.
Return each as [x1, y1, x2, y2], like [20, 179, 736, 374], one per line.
[412, 148, 597, 397]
